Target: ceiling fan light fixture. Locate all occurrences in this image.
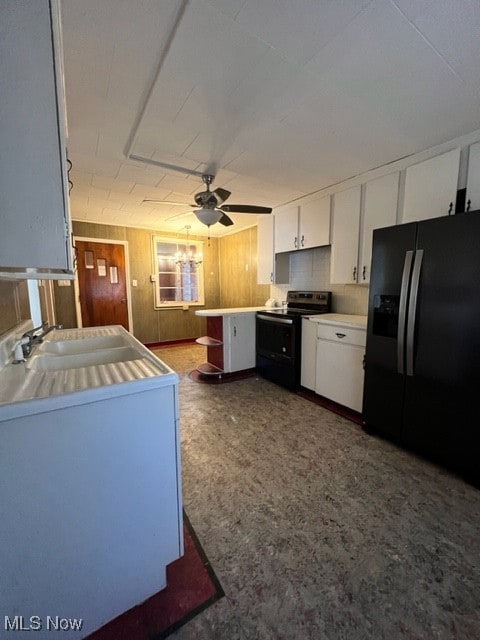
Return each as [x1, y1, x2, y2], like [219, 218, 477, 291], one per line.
[194, 208, 223, 227]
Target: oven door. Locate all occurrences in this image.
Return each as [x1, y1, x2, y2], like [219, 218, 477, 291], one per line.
[256, 312, 300, 389]
[256, 313, 295, 363]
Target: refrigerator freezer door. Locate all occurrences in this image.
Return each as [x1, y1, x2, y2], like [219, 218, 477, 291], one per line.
[363, 222, 417, 438]
[401, 212, 480, 478]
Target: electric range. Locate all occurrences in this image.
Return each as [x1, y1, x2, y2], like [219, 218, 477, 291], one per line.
[256, 290, 332, 389]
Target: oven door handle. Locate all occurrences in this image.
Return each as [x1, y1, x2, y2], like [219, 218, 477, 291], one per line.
[256, 314, 293, 325]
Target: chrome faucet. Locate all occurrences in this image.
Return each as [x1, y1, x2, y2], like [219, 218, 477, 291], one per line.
[13, 321, 63, 363]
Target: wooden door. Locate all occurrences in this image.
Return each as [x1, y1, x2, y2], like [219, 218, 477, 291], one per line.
[76, 240, 129, 330]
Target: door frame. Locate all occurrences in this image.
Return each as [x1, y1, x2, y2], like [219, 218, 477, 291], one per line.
[73, 236, 134, 333]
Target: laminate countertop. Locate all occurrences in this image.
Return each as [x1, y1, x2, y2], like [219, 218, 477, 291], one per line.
[308, 313, 368, 328]
[196, 306, 269, 317]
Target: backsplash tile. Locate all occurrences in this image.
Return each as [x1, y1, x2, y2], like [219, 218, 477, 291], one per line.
[271, 247, 368, 315]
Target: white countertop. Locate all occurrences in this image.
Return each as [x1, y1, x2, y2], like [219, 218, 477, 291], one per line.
[307, 313, 368, 328]
[0, 325, 178, 421]
[196, 306, 269, 317]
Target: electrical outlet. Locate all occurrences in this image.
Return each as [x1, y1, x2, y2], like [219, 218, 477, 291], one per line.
[132, 279, 138, 287]
[182, 305, 189, 311]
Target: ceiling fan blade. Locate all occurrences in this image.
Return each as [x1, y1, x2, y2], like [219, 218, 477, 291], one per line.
[218, 213, 234, 226]
[212, 187, 231, 206]
[165, 210, 195, 222]
[220, 204, 272, 214]
[142, 199, 194, 206]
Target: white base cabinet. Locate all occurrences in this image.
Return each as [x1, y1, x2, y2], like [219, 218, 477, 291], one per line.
[0, 383, 182, 639]
[314, 321, 366, 413]
[301, 318, 317, 390]
[224, 313, 256, 373]
[196, 312, 257, 375]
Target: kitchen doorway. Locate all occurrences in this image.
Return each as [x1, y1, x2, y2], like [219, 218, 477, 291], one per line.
[74, 238, 132, 331]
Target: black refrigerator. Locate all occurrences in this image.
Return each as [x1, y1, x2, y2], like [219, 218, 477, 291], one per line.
[363, 210, 480, 483]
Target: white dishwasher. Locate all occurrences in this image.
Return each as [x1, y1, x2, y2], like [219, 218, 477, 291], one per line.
[314, 316, 367, 413]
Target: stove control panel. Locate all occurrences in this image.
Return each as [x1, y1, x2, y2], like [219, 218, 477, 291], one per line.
[286, 290, 332, 309]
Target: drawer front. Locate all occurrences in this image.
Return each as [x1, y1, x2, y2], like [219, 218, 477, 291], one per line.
[316, 323, 366, 347]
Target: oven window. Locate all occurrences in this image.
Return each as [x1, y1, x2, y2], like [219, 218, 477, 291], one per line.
[256, 317, 295, 361]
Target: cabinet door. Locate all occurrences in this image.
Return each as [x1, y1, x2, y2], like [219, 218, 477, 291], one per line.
[466, 141, 480, 211]
[402, 148, 460, 223]
[299, 196, 330, 249]
[359, 172, 399, 284]
[315, 340, 365, 412]
[225, 314, 256, 373]
[300, 318, 317, 390]
[257, 217, 274, 285]
[0, 0, 72, 277]
[330, 186, 361, 284]
[274, 206, 299, 253]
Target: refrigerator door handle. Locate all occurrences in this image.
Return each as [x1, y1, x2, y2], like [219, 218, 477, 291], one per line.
[397, 250, 414, 375]
[406, 249, 424, 376]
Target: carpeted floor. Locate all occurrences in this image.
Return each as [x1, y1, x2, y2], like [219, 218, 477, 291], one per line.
[152, 343, 480, 640]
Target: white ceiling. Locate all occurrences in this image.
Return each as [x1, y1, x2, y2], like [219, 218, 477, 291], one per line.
[61, 0, 480, 237]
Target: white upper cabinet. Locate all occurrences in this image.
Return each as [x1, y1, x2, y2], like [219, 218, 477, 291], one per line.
[330, 186, 362, 284]
[257, 216, 274, 285]
[0, 0, 73, 279]
[401, 148, 460, 223]
[359, 172, 399, 284]
[274, 196, 330, 254]
[466, 141, 480, 212]
[298, 195, 330, 250]
[274, 206, 300, 253]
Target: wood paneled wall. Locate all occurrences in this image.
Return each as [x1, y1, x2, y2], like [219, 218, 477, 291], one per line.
[218, 226, 270, 308]
[53, 222, 267, 343]
[0, 278, 30, 336]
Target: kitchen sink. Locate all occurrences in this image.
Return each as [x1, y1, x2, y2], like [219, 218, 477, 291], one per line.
[26, 346, 142, 371]
[38, 335, 127, 355]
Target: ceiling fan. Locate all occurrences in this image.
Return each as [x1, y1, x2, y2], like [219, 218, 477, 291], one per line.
[143, 174, 272, 227]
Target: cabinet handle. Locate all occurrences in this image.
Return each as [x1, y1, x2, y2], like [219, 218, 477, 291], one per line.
[233, 326, 237, 337]
[301, 235, 305, 247]
[294, 236, 298, 248]
[336, 332, 346, 338]
[270, 271, 273, 283]
[353, 266, 357, 281]
[362, 265, 366, 280]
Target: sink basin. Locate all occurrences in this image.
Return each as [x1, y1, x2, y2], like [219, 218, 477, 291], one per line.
[39, 335, 127, 355]
[26, 347, 142, 371]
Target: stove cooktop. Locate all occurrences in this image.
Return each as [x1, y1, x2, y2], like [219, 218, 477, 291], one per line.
[259, 290, 332, 318]
[260, 308, 328, 317]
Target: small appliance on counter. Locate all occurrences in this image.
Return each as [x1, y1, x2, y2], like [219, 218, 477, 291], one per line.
[256, 290, 331, 389]
[265, 298, 280, 308]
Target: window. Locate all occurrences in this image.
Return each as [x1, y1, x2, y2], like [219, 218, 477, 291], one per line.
[152, 236, 204, 308]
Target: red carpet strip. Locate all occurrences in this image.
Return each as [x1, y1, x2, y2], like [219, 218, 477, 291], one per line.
[87, 512, 224, 639]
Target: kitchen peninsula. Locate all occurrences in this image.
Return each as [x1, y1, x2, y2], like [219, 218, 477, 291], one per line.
[195, 306, 268, 378]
